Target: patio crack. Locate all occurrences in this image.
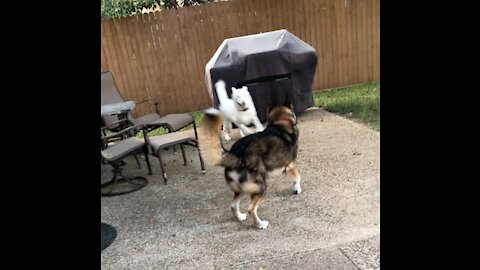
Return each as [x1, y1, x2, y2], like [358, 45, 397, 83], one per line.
[338, 247, 361, 270]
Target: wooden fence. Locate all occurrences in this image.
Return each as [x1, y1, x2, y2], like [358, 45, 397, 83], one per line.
[101, 0, 379, 117]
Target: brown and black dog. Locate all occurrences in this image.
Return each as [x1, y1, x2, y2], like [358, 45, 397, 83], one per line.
[198, 105, 301, 229]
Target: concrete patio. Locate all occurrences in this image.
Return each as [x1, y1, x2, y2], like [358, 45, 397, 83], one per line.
[101, 107, 380, 269]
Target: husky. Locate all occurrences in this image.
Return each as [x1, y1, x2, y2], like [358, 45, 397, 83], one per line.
[215, 80, 264, 141]
[198, 104, 301, 229]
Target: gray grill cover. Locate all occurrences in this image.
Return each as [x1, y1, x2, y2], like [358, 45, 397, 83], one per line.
[205, 29, 318, 122]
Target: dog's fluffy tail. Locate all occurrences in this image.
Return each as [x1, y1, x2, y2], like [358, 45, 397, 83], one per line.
[198, 109, 224, 166]
[215, 80, 228, 104]
[198, 108, 243, 168]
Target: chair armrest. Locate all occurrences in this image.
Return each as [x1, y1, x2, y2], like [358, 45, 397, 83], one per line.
[101, 125, 136, 142]
[101, 119, 132, 131]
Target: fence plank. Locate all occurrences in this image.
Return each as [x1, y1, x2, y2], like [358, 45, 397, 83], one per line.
[309, 0, 321, 89]
[322, 0, 331, 89]
[149, 12, 172, 116]
[366, 0, 373, 82]
[299, 0, 307, 41]
[315, 0, 324, 89]
[165, 10, 185, 112]
[137, 13, 153, 115]
[191, 6, 210, 110]
[336, 0, 345, 86]
[111, 20, 134, 102]
[278, 0, 286, 31]
[344, 0, 352, 86]
[361, 0, 369, 82]
[177, 7, 196, 112]
[122, 18, 143, 116]
[102, 21, 127, 100]
[247, 0, 257, 34]
[350, 0, 358, 84]
[356, 0, 365, 83]
[126, 17, 143, 117]
[211, 2, 224, 47]
[118, 18, 142, 114]
[330, 0, 340, 88]
[201, 3, 217, 64]
[258, 0, 270, 33]
[372, 0, 379, 81]
[304, 0, 312, 46]
[318, 0, 326, 89]
[101, 42, 108, 72]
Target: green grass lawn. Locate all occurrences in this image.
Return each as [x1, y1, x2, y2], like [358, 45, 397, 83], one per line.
[313, 81, 380, 131]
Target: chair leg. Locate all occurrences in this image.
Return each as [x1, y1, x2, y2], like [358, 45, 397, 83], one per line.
[180, 144, 187, 165]
[133, 154, 141, 169]
[157, 149, 168, 185]
[193, 120, 199, 140]
[144, 146, 152, 175]
[164, 126, 178, 155]
[195, 141, 206, 174]
[101, 167, 121, 194]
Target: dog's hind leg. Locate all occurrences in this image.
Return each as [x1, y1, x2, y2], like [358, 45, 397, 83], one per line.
[248, 194, 269, 229]
[231, 192, 247, 221]
[246, 168, 269, 229]
[287, 162, 302, 194]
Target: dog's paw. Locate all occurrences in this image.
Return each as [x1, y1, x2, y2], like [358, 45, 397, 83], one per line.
[224, 134, 232, 141]
[237, 213, 247, 221]
[256, 220, 269, 229]
[292, 183, 302, 195]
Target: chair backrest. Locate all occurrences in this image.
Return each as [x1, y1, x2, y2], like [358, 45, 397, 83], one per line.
[101, 71, 127, 129]
[101, 71, 125, 105]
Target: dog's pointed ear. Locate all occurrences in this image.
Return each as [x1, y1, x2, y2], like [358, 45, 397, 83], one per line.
[231, 87, 237, 93]
[242, 86, 248, 91]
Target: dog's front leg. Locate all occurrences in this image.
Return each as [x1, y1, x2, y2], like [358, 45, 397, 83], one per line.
[253, 116, 264, 132]
[237, 124, 253, 137]
[223, 119, 232, 141]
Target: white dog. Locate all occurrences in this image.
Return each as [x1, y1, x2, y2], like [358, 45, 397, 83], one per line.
[215, 80, 264, 141]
